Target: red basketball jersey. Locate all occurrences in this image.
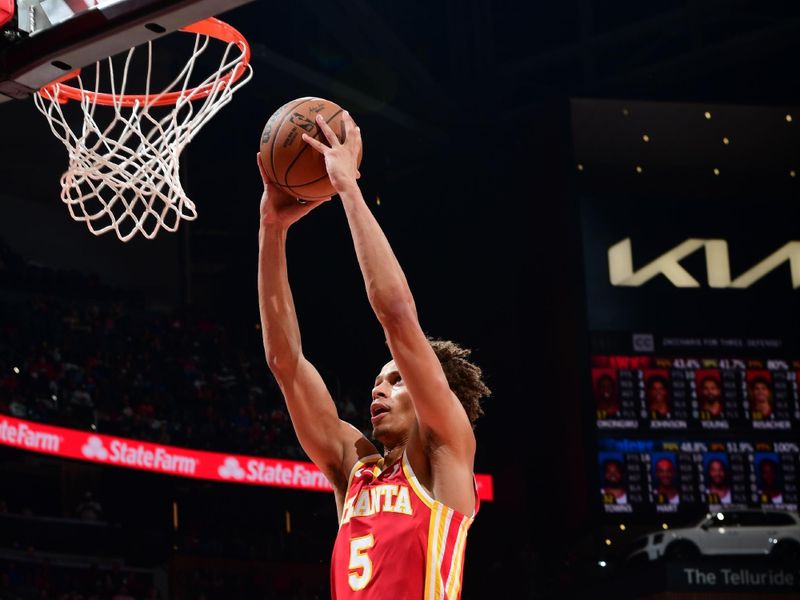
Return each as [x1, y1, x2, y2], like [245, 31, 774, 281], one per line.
[331, 452, 478, 600]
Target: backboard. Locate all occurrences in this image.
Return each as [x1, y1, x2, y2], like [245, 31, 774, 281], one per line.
[0, 0, 253, 102]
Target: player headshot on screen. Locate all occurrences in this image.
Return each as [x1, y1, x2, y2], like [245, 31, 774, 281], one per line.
[758, 459, 784, 504]
[257, 112, 490, 599]
[706, 459, 731, 504]
[654, 458, 680, 504]
[698, 376, 724, 418]
[595, 374, 620, 417]
[748, 377, 774, 419]
[600, 459, 628, 504]
[646, 375, 670, 418]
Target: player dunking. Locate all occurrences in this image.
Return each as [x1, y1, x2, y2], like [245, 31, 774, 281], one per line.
[257, 111, 490, 599]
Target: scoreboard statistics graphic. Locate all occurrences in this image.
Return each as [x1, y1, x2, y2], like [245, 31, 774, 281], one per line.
[592, 353, 800, 515]
[592, 355, 800, 432]
[598, 439, 800, 514]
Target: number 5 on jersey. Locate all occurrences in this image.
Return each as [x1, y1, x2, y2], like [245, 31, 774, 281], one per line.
[348, 534, 375, 591]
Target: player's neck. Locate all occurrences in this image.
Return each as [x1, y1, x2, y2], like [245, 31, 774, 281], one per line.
[382, 444, 406, 467]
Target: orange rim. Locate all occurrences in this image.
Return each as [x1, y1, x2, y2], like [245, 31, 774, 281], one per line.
[38, 17, 250, 107]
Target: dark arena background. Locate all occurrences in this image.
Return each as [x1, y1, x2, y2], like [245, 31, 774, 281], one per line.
[2, 1, 800, 599]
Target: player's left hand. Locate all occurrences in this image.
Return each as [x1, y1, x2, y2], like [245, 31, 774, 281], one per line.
[257, 153, 330, 228]
[301, 111, 362, 194]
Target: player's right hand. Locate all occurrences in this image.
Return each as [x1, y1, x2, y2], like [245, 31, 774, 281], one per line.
[257, 153, 330, 227]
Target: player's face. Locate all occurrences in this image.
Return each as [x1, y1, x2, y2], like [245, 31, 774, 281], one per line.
[760, 461, 776, 487]
[598, 378, 615, 400]
[656, 459, 675, 487]
[751, 382, 773, 414]
[701, 379, 721, 402]
[708, 460, 726, 485]
[370, 360, 415, 443]
[604, 462, 622, 485]
[647, 381, 668, 405]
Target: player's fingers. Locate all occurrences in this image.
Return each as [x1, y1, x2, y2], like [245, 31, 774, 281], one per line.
[315, 114, 340, 146]
[301, 133, 329, 155]
[342, 111, 357, 140]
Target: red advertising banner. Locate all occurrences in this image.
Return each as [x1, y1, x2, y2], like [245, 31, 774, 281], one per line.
[0, 415, 494, 501]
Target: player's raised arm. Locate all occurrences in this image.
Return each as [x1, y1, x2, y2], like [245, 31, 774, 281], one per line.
[301, 116, 474, 455]
[256, 154, 375, 493]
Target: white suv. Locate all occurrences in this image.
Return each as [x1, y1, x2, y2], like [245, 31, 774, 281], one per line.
[628, 510, 800, 562]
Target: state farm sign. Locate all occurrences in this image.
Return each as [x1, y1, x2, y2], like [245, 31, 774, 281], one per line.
[82, 435, 199, 475]
[0, 415, 494, 500]
[0, 418, 62, 452]
[218, 456, 332, 490]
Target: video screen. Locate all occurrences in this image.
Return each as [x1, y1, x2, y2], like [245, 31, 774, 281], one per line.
[598, 439, 799, 514]
[592, 356, 799, 431]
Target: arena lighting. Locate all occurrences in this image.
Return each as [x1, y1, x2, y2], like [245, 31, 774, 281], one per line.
[661, 523, 669, 530]
[786, 114, 793, 123]
[790, 170, 796, 178]
[713, 168, 720, 176]
[12, 367, 19, 374]
[619, 524, 626, 531]
[717, 512, 725, 520]
[577, 163, 584, 171]
[704, 111, 712, 120]
[723, 136, 730, 145]
[0, 415, 495, 499]
[604, 539, 612, 546]
[598, 561, 607, 568]
[642, 134, 650, 142]
[635, 165, 643, 174]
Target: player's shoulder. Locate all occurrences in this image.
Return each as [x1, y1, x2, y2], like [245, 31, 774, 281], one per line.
[340, 447, 382, 485]
[406, 438, 477, 516]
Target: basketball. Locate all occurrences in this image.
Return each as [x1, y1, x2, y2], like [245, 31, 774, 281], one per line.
[259, 97, 362, 200]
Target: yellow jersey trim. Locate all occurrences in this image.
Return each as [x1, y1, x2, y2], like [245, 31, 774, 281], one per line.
[339, 454, 382, 528]
[401, 451, 436, 509]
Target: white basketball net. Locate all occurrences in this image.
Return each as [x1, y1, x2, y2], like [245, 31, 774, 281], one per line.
[34, 30, 252, 242]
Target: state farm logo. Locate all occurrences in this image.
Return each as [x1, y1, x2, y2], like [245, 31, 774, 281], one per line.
[218, 457, 333, 490]
[218, 457, 245, 480]
[82, 436, 109, 460]
[0, 419, 62, 452]
[80, 436, 198, 475]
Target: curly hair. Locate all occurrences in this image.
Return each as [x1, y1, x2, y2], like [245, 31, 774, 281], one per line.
[428, 339, 490, 426]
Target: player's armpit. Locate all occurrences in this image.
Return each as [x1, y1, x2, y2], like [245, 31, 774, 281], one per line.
[382, 312, 475, 456]
[276, 356, 377, 487]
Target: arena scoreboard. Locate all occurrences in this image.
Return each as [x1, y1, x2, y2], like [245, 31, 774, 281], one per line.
[592, 350, 800, 515]
[592, 355, 800, 432]
[599, 439, 799, 514]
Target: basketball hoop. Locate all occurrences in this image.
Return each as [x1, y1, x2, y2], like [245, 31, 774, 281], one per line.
[34, 18, 252, 242]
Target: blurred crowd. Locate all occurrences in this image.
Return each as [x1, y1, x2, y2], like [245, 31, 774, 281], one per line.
[181, 568, 327, 600]
[0, 560, 159, 600]
[0, 296, 370, 460]
[0, 559, 329, 600]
